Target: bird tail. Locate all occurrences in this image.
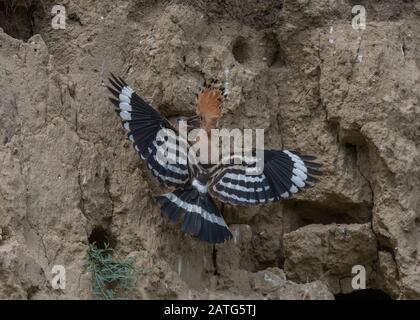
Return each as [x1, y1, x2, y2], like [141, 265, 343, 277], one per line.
[155, 187, 233, 244]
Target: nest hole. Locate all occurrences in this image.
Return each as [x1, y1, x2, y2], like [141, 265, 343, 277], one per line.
[88, 226, 116, 249]
[232, 36, 251, 64]
[262, 32, 285, 68]
[0, 1, 40, 41]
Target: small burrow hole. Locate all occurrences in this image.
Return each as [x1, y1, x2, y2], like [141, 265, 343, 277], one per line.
[262, 32, 285, 68]
[0, 1, 39, 41]
[232, 37, 251, 64]
[88, 226, 115, 249]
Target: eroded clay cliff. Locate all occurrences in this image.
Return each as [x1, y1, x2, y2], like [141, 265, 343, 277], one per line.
[0, 0, 419, 299]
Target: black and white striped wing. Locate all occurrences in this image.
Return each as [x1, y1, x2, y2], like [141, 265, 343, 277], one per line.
[107, 74, 190, 188]
[209, 150, 322, 205]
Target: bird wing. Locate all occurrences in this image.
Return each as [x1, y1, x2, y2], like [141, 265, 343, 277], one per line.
[107, 74, 190, 188]
[208, 149, 322, 205]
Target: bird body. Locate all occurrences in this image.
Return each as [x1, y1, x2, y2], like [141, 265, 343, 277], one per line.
[107, 74, 322, 243]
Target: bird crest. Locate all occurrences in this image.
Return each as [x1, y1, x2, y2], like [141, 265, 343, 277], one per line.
[196, 80, 225, 133]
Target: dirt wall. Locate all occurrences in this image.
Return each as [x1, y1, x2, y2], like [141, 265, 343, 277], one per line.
[0, 0, 419, 299]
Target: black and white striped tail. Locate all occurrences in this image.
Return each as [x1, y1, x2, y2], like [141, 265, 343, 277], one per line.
[155, 188, 232, 244]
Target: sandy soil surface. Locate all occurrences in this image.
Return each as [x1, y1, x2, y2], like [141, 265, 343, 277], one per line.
[0, 0, 419, 299]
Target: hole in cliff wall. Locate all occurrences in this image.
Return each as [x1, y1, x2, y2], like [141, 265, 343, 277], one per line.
[88, 226, 116, 249]
[0, 1, 40, 41]
[335, 289, 391, 300]
[232, 36, 251, 64]
[232, 33, 285, 68]
[262, 32, 285, 68]
[283, 199, 372, 233]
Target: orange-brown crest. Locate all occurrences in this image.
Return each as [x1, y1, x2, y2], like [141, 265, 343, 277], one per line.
[196, 86, 224, 132]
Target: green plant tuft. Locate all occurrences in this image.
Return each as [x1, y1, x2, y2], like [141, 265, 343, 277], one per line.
[87, 243, 140, 300]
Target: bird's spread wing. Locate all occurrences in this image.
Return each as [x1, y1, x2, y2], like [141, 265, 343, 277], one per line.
[107, 74, 190, 188]
[208, 149, 322, 205]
